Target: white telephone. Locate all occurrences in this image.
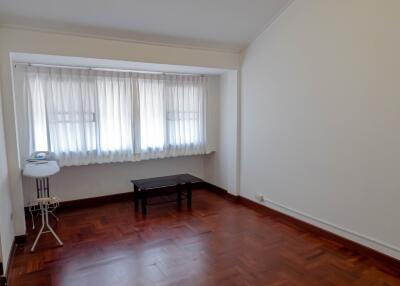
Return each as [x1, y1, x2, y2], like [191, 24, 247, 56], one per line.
[27, 151, 55, 162]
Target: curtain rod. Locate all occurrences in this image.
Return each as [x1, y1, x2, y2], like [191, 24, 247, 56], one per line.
[13, 62, 205, 77]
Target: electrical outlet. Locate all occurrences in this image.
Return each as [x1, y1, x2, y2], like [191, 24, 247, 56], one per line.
[255, 194, 265, 202]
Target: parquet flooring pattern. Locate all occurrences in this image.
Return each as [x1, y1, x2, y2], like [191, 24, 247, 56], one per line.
[8, 189, 400, 286]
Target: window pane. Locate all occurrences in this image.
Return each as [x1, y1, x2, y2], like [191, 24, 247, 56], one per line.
[96, 73, 134, 152]
[138, 77, 165, 150]
[44, 69, 97, 154]
[27, 73, 48, 151]
[165, 79, 204, 147]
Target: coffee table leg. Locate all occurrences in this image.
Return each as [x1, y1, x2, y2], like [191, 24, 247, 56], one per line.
[177, 184, 182, 210]
[141, 188, 147, 215]
[187, 183, 192, 208]
[134, 185, 139, 212]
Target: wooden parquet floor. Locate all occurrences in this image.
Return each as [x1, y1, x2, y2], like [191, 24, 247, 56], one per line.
[8, 189, 400, 286]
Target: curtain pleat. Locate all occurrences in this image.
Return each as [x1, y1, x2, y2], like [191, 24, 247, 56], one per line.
[23, 66, 207, 166]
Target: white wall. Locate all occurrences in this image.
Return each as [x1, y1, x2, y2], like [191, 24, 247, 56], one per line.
[22, 156, 206, 204]
[204, 71, 239, 195]
[205, 76, 220, 154]
[241, 0, 400, 259]
[0, 27, 240, 235]
[0, 87, 15, 271]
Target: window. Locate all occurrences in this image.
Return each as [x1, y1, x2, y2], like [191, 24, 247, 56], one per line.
[165, 82, 204, 147]
[138, 77, 165, 150]
[22, 66, 207, 166]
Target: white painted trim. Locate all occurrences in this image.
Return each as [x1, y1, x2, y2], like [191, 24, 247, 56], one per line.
[242, 195, 400, 260]
[0, 24, 240, 54]
[10, 52, 232, 75]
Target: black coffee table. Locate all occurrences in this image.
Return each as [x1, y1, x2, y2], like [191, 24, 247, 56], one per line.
[131, 174, 203, 215]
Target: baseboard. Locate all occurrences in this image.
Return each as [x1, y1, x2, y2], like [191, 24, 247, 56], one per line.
[0, 263, 4, 286]
[24, 182, 207, 213]
[0, 276, 6, 286]
[237, 195, 400, 276]
[2, 237, 18, 286]
[204, 182, 238, 202]
[61, 192, 134, 209]
[15, 235, 27, 245]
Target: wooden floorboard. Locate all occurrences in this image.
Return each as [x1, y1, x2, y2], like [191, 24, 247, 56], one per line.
[8, 189, 400, 286]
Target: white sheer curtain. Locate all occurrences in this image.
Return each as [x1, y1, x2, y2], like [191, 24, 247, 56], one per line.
[22, 65, 207, 166]
[137, 73, 207, 160]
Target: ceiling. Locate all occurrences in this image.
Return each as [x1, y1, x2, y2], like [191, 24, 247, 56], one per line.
[0, 0, 292, 52]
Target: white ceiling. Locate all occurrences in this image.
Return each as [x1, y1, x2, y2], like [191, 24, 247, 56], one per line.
[0, 0, 292, 52]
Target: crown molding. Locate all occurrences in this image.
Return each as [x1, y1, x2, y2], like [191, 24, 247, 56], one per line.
[0, 23, 241, 54]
